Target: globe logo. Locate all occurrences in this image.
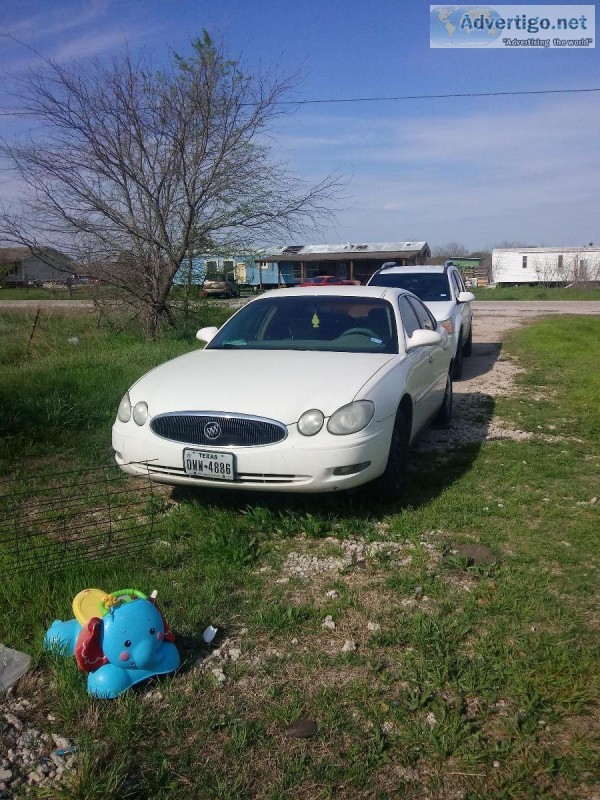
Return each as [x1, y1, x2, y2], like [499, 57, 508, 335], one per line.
[430, 6, 504, 46]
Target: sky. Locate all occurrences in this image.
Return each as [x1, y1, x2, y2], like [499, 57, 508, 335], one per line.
[0, 0, 598, 251]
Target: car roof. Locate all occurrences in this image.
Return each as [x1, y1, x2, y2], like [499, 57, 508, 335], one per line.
[374, 264, 447, 275]
[254, 286, 415, 301]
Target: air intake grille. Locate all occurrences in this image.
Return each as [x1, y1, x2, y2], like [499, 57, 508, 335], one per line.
[150, 414, 287, 447]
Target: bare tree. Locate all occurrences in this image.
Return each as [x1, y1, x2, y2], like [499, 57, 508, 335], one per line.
[0, 33, 341, 336]
[431, 242, 470, 260]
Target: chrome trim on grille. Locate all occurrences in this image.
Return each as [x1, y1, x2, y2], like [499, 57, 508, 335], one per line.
[130, 461, 306, 485]
[149, 411, 287, 448]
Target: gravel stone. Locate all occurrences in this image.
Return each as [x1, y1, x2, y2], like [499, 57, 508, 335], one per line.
[450, 544, 496, 566]
[284, 718, 318, 738]
[1, 699, 78, 797]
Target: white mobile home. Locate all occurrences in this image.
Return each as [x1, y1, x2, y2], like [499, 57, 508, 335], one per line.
[492, 247, 600, 286]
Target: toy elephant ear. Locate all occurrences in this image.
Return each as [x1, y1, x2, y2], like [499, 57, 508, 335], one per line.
[154, 603, 175, 643]
[75, 617, 109, 673]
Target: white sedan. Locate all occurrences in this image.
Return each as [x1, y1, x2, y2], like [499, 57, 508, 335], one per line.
[112, 287, 453, 496]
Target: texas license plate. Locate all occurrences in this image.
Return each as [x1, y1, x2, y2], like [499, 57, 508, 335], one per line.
[183, 449, 235, 480]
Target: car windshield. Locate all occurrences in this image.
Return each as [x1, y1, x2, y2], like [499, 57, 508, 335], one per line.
[370, 272, 451, 301]
[207, 296, 398, 353]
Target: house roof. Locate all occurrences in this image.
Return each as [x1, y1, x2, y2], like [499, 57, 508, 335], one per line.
[0, 246, 72, 266]
[258, 241, 430, 262]
[492, 246, 600, 254]
[0, 247, 32, 264]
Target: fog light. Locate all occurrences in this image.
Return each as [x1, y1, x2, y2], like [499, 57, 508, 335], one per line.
[332, 461, 371, 476]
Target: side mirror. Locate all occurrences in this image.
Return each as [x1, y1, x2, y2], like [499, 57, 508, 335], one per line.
[406, 329, 442, 349]
[458, 291, 475, 303]
[196, 326, 219, 343]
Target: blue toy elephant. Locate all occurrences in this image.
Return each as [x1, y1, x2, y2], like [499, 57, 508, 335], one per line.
[44, 591, 180, 699]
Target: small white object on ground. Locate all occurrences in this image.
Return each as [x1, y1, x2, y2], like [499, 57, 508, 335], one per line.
[202, 625, 218, 644]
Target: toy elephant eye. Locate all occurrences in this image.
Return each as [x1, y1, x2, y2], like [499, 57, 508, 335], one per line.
[149, 628, 156, 635]
[124, 639, 132, 648]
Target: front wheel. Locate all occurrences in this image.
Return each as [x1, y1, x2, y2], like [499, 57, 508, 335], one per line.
[433, 370, 453, 428]
[463, 326, 473, 357]
[367, 408, 410, 499]
[452, 332, 464, 379]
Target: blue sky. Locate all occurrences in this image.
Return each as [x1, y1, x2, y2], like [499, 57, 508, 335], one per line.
[0, 0, 598, 250]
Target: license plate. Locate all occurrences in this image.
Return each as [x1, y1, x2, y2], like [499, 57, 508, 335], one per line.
[183, 449, 235, 481]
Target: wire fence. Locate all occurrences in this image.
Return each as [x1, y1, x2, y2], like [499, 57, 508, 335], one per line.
[0, 464, 162, 574]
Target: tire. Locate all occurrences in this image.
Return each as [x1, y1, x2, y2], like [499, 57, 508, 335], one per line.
[368, 407, 410, 499]
[463, 325, 473, 357]
[433, 370, 453, 428]
[452, 332, 464, 380]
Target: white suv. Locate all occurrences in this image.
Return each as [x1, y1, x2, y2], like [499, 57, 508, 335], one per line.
[367, 262, 474, 378]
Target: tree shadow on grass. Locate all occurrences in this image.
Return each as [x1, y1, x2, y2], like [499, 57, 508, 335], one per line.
[170, 393, 496, 520]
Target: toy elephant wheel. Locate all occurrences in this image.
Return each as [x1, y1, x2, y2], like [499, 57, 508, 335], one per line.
[99, 589, 148, 616]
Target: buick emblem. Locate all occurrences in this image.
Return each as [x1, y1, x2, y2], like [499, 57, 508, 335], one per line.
[204, 421, 222, 440]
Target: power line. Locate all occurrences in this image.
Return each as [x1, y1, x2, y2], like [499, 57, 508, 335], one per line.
[0, 86, 598, 116]
[278, 87, 600, 106]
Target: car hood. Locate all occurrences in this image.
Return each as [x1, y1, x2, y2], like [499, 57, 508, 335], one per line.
[423, 300, 455, 321]
[131, 349, 396, 424]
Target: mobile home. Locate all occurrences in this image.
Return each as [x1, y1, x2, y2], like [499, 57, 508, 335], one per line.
[492, 247, 600, 286]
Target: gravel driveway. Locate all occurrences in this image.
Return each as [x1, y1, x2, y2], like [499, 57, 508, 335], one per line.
[419, 300, 600, 449]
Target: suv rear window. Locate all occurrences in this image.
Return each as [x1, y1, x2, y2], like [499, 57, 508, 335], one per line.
[369, 272, 451, 301]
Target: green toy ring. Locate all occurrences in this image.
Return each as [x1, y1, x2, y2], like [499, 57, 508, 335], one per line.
[99, 588, 148, 616]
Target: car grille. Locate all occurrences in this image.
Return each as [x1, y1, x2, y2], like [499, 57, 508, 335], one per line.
[150, 413, 287, 447]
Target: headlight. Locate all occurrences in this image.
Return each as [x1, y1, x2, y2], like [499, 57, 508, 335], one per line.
[440, 319, 454, 334]
[133, 401, 149, 426]
[327, 401, 374, 435]
[117, 393, 131, 422]
[298, 409, 324, 436]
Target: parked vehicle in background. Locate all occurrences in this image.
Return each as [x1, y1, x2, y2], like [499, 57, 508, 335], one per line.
[202, 277, 240, 298]
[367, 262, 474, 379]
[113, 286, 453, 498]
[299, 275, 360, 287]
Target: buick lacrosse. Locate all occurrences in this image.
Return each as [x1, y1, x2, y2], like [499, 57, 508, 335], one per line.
[112, 287, 453, 496]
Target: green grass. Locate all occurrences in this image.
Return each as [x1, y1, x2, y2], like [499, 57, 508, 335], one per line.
[472, 285, 600, 301]
[0, 286, 100, 300]
[0, 311, 599, 799]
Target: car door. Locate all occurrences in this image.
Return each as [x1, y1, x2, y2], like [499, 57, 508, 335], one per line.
[398, 295, 439, 435]
[405, 295, 447, 424]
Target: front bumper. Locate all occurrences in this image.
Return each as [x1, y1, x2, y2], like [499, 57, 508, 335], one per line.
[112, 416, 394, 493]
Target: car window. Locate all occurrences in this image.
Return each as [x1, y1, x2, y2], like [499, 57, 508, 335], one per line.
[369, 272, 451, 301]
[450, 271, 463, 297]
[398, 296, 421, 338]
[208, 296, 398, 354]
[407, 296, 437, 331]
